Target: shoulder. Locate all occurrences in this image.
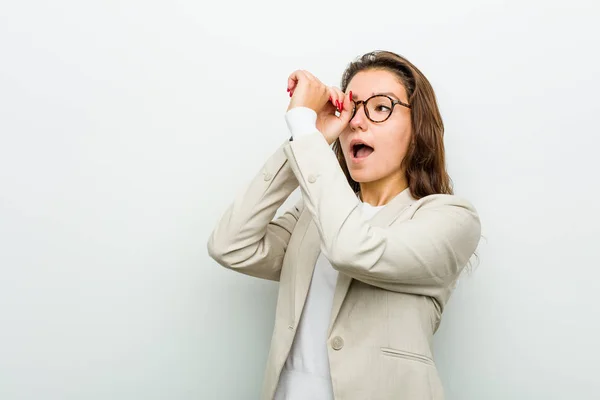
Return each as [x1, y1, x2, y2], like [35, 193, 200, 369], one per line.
[408, 193, 481, 239]
[412, 193, 479, 215]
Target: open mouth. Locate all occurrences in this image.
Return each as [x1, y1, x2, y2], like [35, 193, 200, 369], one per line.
[351, 142, 375, 160]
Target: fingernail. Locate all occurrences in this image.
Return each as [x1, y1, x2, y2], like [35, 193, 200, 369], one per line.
[336, 100, 340, 110]
[350, 91, 353, 101]
[287, 88, 290, 92]
[329, 96, 332, 102]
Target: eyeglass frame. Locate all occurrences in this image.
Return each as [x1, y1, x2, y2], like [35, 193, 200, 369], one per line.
[350, 94, 411, 123]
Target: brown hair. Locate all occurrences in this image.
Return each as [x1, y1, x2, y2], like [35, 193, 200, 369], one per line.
[332, 50, 453, 199]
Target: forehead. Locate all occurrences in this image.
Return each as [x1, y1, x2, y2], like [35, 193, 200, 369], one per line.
[347, 69, 406, 100]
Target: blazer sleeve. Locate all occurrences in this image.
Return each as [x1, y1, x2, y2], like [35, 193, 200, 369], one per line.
[282, 132, 481, 295]
[207, 139, 305, 281]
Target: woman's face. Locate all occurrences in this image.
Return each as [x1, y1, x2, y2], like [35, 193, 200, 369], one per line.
[339, 69, 412, 186]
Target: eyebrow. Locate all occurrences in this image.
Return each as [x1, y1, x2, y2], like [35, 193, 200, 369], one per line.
[352, 92, 401, 101]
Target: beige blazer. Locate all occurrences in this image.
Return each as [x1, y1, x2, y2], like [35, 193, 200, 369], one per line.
[207, 132, 481, 400]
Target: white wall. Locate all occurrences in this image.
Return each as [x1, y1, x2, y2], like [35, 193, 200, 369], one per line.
[1, 1, 598, 399]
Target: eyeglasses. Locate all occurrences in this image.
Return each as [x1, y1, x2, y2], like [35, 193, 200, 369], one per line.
[350, 94, 411, 123]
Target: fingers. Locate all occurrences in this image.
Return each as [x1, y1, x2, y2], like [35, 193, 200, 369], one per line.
[287, 81, 296, 96]
[287, 70, 321, 97]
[287, 70, 303, 95]
[327, 87, 338, 110]
[340, 89, 351, 112]
[287, 72, 299, 96]
[286, 70, 331, 113]
[339, 90, 354, 123]
[328, 87, 346, 112]
[301, 70, 318, 82]
[287, 70, 311, 95]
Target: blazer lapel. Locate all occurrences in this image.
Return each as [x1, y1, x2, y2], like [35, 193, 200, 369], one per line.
[292, 212, 322, 326]
[327, 188, 417, 335]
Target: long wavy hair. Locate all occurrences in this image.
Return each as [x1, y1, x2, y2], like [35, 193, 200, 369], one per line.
[332, 50, 453, 199]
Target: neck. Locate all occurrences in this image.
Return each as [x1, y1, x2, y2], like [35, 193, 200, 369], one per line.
[359, 172, 408, 207]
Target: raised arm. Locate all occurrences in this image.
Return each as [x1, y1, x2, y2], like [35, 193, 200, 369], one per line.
[283, 132, 481, 297]
[207, 140, 304, 281]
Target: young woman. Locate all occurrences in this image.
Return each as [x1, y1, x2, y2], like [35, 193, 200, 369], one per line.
[208, 50, 481, 400]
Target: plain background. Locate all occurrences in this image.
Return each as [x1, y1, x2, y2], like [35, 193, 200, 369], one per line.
[1, 1, 599, 399]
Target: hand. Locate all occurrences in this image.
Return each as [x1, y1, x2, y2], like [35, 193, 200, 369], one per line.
[287, 70, 353, 145]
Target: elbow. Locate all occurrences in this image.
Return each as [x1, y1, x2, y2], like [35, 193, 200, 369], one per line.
[327, 248, 353, 271]
[206, 232, 230, 267]
[206, 238, 219, 261]
[326, 243, 377, 274]
[325, 222, 389, 273]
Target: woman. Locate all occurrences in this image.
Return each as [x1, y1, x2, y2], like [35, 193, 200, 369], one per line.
[207, 50, 481, 400]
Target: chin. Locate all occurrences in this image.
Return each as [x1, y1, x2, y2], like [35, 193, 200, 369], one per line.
[349, 170, 376, 184]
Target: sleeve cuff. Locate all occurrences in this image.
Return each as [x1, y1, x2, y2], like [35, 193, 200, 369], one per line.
[285, 107, 317, 140]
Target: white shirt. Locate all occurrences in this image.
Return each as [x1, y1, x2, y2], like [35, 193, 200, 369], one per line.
[274, 107, 385, 400]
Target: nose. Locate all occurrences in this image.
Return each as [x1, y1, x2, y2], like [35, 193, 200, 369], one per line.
[349, 101, 368, 131]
